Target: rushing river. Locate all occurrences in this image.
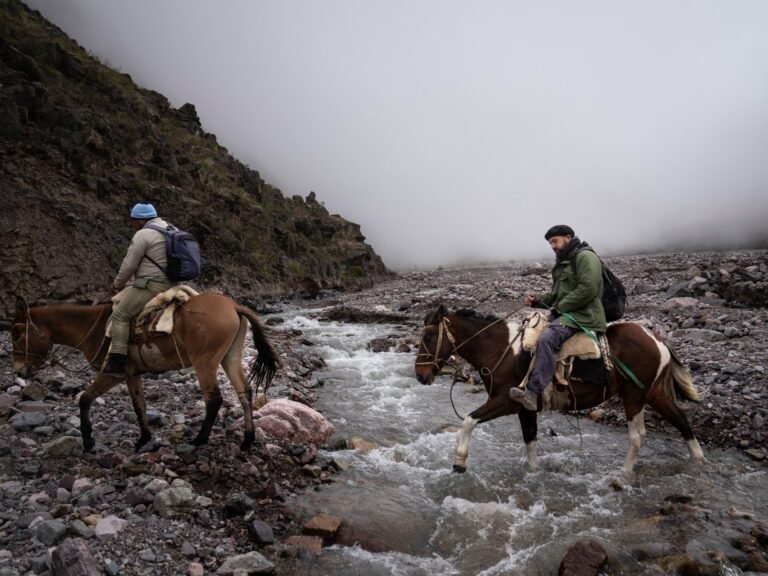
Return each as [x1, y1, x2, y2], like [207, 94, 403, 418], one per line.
[277, 310, 767, 576]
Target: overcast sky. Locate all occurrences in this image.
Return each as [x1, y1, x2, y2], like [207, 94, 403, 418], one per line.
[24, 0, 768, 269]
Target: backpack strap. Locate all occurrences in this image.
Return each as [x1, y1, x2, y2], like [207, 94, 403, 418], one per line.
[570, 245, 596, 274]
[144, 254, 166, 275]
[142, 224, 172, 277]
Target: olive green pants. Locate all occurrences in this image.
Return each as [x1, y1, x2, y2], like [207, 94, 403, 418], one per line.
[110, 280, 173, 355]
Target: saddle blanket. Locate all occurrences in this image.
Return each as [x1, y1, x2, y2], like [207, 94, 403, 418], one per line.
[107, 285, 199, 338]
[518, 311, 610, 404]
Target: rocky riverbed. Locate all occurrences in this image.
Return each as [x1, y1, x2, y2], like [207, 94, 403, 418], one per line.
[1, 249, 767, 575]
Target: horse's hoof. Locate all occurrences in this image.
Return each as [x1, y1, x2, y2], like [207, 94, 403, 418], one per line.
[82, 438, 95, 453]
[192, 435, 208, 447]
[452, 464, 467, 474]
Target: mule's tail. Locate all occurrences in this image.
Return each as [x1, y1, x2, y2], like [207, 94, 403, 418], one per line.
[665, 344, 700, 402]
[236, 306, 280, 394]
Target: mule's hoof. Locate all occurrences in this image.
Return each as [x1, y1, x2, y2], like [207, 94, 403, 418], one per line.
[82, 437, 95, 453]
[452, 464, 467, 474]
[239, 437, 254, 452]
[134, 436, 151, 452]
[192, 435, 209, 447]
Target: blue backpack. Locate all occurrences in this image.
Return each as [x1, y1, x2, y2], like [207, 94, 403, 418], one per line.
[145, 224, 201, 282]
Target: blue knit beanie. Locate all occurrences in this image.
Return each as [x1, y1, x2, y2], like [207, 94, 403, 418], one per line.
[130, 202, 157, 219]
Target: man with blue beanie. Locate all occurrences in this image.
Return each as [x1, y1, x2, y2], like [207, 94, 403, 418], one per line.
[103, 202, 178, 375]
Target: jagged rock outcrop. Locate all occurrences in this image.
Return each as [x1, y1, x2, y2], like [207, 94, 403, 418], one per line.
[0, 0, 392, 311]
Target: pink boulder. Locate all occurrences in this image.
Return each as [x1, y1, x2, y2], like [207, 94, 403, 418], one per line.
[254, 399, 335, 446]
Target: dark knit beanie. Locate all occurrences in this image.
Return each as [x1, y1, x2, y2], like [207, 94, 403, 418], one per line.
[544, 224, 575, 240]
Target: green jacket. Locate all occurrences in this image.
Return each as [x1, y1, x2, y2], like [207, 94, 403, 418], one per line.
[535, 241, 606, 332]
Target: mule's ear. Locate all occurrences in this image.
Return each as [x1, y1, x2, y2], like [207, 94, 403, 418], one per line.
[15, 296, 28, 318]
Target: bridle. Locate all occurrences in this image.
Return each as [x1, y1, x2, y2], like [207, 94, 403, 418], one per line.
[12, 313, 50, 370]
[416, 305, 527, 373]
[415, 316, 457, 369]
[13, 304, 109, 374]
[416, 310, 527, 420]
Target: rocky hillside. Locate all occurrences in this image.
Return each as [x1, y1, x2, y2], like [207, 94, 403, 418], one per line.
[0, 0, 392, 313]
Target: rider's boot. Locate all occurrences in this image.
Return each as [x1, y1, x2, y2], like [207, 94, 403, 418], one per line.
[509, 386, 538, 411]
[103, 353, 127, 376]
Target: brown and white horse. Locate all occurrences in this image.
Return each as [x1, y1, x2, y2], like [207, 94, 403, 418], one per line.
[11, 294, 279, 453]
[415, 305, 704, 474]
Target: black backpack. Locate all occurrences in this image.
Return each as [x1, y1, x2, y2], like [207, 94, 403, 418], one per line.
[572, 249, 627, 322]
[145, 224, 201, 282]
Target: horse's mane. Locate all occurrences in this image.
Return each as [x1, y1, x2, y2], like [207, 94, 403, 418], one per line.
[455, 309, 499, 324]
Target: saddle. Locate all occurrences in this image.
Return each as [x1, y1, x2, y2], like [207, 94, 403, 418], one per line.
[519, 312, 611, 410]
[108, 286, 199, 342]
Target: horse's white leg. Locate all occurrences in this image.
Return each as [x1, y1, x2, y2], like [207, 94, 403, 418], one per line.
[623, 408, 646, 474]
[687, 438, 705, 462]
[526, 440, 539, 471]
[453, 415, 478, 473]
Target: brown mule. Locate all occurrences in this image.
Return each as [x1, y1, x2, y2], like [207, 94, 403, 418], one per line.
[11, 294, 279, 453]
[415, 305, 704, 474]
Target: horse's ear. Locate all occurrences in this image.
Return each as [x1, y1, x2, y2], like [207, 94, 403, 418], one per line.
[424, 303, 448, 326]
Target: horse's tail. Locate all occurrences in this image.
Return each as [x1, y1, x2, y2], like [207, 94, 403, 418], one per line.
[236, 305, 280, 394]
[665, 343, 700, 402]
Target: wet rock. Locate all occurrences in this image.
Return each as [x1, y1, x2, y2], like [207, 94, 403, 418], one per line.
[349, 436, 377, 452]
[558, 539, 608, 575]
[367, 337, 394, 352]
[655, 553, 703, 575]
[302, 513, 342, 541]
[630, 541, 676, 561]
[285, 535, 323, 555]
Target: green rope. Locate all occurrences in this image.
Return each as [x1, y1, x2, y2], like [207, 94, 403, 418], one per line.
[559, 311, 645, 390]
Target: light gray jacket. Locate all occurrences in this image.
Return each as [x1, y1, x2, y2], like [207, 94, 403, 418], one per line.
[113, 217, 171, 289]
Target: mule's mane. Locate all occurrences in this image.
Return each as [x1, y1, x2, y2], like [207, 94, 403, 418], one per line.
[32, 301, 104, 308]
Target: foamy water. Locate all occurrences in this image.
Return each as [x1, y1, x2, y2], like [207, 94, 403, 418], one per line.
[277, 310, 767, 575]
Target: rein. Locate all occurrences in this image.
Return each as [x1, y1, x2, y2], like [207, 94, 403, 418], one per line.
[416, 303, 527, 369]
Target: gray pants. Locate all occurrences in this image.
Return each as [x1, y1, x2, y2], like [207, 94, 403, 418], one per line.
[527, 318, 578, 394]
[111, 280, 172, 354]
